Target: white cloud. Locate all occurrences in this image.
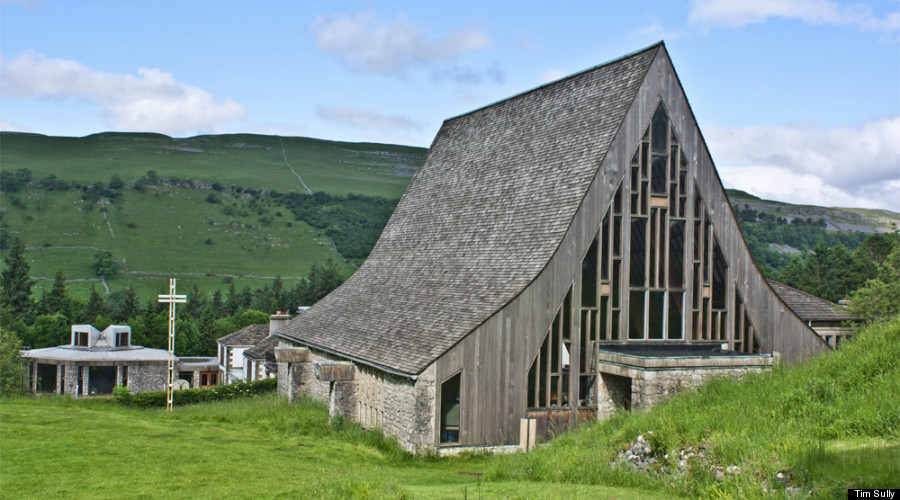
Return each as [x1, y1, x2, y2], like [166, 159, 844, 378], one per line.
[0, 120, 32, 132]
[706, 116, 900, 211]
[315, 104, 423, 131]
[630, 17, 687, 41]
[311, 10, 499, 82]
[688, 0, 900, 35]
[0, 51, 246, 136]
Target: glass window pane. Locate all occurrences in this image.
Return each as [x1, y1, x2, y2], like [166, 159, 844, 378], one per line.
[669, 220, 685, 288]
[581, 236, 598, 308]
[652, 105, 668, 153]
[668, 292, 684, 340]
[629, 291, 645, 339]
[651, 156, 667, 193]
[648, 291, 665, 339]
[630, 218, 647, 287]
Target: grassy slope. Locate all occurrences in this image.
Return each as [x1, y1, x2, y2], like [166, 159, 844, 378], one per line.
[3, 320, 896, 498]
[1, 132, 423, 198]
[488, 317, 900, 498]
[4, 184, 343, 300]
[725, 189, 900, 231]
[0, 396, 675, 500]
[1, 133, 426, 300]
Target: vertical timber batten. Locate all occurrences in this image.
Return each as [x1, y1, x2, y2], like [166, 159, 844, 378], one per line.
[433, 45, 825, 448]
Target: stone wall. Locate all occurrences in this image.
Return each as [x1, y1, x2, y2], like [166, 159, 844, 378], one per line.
[378, 365, 435, 452]
[33, 362, 168, 397]
[633, 367, 763, 409]
[597, 372, 633, 419]
[597, 365, 766, 419]
[124, 364, 168, 393]
[276, 339, 437, 452]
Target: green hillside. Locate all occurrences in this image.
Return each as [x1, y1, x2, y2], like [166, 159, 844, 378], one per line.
[0, 132, 426, 301]
[1, 132, 422, 198]
[2, 132, 897, 304]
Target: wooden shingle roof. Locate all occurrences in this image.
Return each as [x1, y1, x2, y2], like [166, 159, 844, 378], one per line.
[218, 324, 268, 347]
[278, 43, 663, 375]
[768, 280, 857, 322]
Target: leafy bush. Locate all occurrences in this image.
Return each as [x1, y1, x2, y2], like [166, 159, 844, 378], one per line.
[114, 378, 277, 408]
[0, 328, 28, 395]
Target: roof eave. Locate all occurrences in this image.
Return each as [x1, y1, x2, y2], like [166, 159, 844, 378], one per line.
[275, 332, 420, 380]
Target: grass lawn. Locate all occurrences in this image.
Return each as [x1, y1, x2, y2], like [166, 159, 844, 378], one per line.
[0, 395, 675, 499]
[3, 318, 898, 498]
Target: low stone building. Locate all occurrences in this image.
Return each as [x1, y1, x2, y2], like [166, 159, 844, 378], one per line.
[22, 324, 169, 396]
[217, 313, 290, 384]
[177, 357, 219, 388]
[768, 280, 858, 347]
[243, 335, 278, 382]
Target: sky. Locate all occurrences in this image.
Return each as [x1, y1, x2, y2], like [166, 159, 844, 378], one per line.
[1, 0, 898, 211]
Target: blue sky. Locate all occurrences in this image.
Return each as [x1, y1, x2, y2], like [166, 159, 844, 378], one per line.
[2, 0, 898, 210]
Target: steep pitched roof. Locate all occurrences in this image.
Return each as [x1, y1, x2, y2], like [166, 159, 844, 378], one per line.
[218, 324, 268, 346]
[768, 280, 857, 322]
[278, 43, 663, 375]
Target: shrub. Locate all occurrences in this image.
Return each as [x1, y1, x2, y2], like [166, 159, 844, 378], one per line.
[115, 378, 277, 408]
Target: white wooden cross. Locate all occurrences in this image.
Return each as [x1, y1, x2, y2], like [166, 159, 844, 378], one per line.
[158, 279, 187, 412]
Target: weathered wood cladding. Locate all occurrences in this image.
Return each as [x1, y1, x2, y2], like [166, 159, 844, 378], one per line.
[434, 46, 826, 447]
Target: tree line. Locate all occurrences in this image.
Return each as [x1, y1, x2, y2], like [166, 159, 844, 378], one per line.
[776, 232, 899, 319]
[0, 237, 344, 357]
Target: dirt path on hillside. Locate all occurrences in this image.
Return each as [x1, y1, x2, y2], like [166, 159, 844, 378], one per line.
[280, 138, 313, 195]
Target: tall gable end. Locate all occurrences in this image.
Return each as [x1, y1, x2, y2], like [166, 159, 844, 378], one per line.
[278, 44, 662, 375]
[278, 43, 830, 450]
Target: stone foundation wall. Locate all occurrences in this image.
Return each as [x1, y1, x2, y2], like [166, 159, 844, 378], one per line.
[632, 367, 765, 409]
[597, 372, 633, 419]
[379, 365, 435, 452]
[276, 339, 437, 452]
[597, 365, 766, 418]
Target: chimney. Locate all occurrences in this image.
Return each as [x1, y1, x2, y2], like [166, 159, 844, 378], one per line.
[269, 311, 291, 334]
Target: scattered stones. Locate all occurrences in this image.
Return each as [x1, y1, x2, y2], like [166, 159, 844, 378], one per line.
[618, 432, 658, 472]
[616, 433, 743, 482]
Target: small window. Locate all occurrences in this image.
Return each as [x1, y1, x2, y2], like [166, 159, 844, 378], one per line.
[440, 373, 461, 444]
[199, 371, 218, 387]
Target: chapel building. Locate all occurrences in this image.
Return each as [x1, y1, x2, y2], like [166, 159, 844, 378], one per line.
[275, 43, 827, 452]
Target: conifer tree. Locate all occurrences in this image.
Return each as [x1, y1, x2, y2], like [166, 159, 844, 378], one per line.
[82, 285, 107, 322]
[225, 282, 239, 316]
[41, 271, 71, 317]
[0, 238, 34, 317]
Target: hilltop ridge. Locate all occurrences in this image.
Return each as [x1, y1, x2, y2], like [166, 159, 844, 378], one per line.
[1, 132, 896, 302]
